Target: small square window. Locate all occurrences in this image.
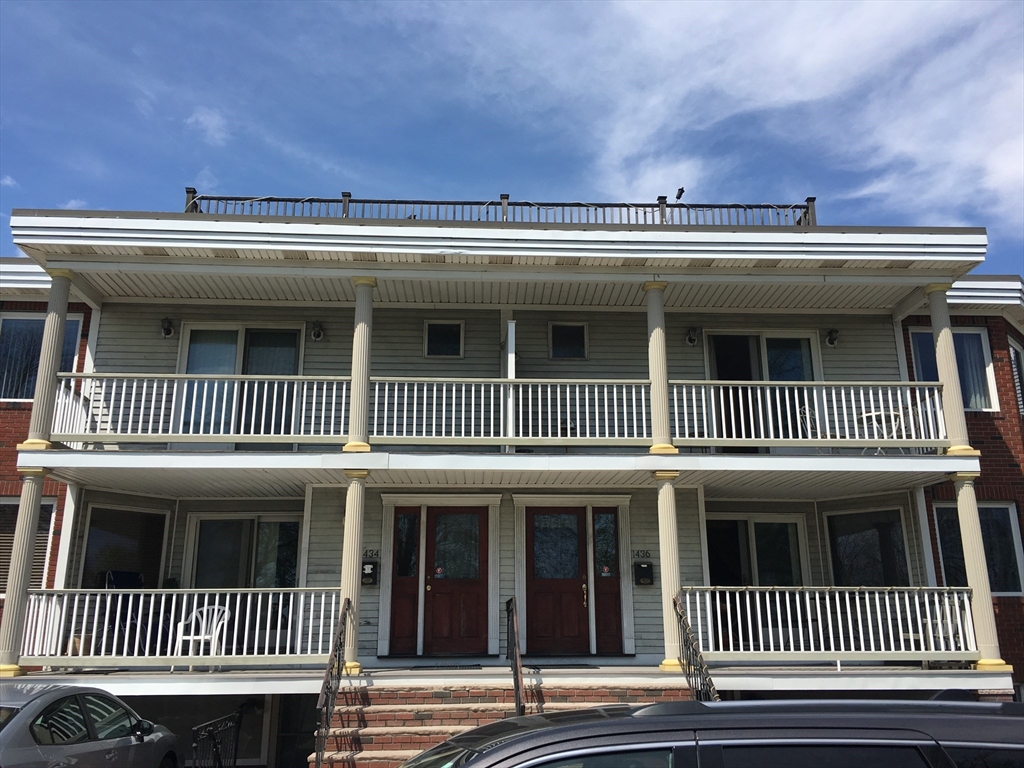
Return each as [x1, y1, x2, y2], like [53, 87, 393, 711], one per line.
[425, 322, 463, 357]
[549, 323, 588, 360]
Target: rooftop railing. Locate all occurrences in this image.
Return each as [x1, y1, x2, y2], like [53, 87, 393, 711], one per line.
[184, 189, 817, 227]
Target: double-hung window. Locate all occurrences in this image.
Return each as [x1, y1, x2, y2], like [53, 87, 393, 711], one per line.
[935, 503, 1023, 595]
[910, 328, 998, 411]
[0, 314, 81, 400]
[0, 499, 56, 593]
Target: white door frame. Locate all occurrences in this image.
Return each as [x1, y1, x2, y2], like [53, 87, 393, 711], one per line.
[378, 494, 502, 657]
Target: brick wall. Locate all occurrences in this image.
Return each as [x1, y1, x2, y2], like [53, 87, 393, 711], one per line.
[905, 314, 1024, 682]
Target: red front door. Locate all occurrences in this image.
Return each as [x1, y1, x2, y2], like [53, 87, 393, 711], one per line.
[526, 507, 590, 654]
[423, 507, 488, 655]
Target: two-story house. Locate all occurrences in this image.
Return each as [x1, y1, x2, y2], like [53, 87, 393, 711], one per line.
[0, 192, 1017, 766]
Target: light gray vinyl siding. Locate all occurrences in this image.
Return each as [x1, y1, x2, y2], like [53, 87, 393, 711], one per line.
[371, 309, 501, 377]
[513, 311, 649, 379]
[306, 487, 345, 587]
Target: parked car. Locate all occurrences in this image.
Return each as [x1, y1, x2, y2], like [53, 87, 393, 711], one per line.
[0, 684, 178, 768]
[400, 699, 1024, 768]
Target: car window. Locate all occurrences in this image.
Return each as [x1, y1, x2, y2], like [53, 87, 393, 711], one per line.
[30, 695, 91, 745]
[717, 744, 931, 768]
[82, 694, 136, 740]
[0, 706, 19, 732]
[534, 749, 673, 768]
[943, 746, 1024, 768]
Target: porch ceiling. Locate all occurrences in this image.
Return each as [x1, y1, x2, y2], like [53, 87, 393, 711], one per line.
[20, 450, 978, 500]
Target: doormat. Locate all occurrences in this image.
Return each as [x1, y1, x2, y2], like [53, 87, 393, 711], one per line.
[415, 664, 483, 670]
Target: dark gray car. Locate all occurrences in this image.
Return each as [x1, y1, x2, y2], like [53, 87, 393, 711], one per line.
[0, 684, 178, 768]
[400, 699, 1024, 768]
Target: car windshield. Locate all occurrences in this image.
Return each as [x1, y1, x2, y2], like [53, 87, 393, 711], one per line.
[0, 706, 20, 732]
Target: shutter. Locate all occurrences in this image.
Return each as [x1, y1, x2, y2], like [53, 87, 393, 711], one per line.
[0, 503, 54, 592]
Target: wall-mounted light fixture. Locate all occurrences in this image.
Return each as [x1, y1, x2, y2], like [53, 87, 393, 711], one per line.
[310, 321, 325, 342]
[825, 328, 840, 348]
[160, 318, 175, 339]
[686, 327, 701, 347]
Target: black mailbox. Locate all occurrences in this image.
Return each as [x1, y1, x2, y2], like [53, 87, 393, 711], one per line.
[362, 560, 378, 586]
[633, 562, 653, 586]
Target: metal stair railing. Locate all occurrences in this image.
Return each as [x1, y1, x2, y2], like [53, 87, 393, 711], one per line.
[505, 597, 526, 717]
[191, 708, 242, 768]
[315, 597, 352, 768]
[673, 592, 721, 702]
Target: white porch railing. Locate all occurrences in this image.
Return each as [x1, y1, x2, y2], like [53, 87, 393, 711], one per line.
[676, 586, 977, 662]
[20, 588, 341, 667]
[669, 381, 945, 448]
[50, 374, 946, 450]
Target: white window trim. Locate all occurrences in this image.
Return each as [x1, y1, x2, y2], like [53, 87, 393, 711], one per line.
[822, 505, 913, 587]
[702, 329, 823, 381]
[77, 503, 170, 590]
[422, 320, 465, 359]
[704, 512, 812, 587]
[1008, 337, 1024, 415]
[176, 323, 306, 375]
[933, 502, 1024, 597]
[0, 497, 56, 593]
[0, 312, 85, 402]
[909, 326, 1000, 412]
[181, 511, 304, 589]
[548, 321, 589, 361]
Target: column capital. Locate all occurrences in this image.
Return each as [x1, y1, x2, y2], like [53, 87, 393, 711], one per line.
[950, 471, 980, 483]
[652, 470, 679, 482]
[344, 469, 370, 480]
[17, 440, 53, 452]
[643, 281, 668, 292]
[924, 282, 953, 296]
[17, 467, 50, 478]
[352, 276, 377, 288]
[946, 446, 981, 457]
[45, 268, 75, 281]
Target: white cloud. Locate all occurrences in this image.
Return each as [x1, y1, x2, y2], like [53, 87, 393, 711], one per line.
[193, 166, 218, 192]
[186, 107, 230, 146]
[0, 175, 17, 187]
[59, 199, 87, 210]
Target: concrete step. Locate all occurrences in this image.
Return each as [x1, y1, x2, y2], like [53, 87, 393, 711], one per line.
[332, 701, 515, 727]
[326, 724, 471, 752]
[318, 749, 421, 768]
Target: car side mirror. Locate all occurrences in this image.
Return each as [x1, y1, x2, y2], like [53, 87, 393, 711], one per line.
[132, 719, 154, 741]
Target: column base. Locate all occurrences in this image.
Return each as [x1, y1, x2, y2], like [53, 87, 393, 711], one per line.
[343, 661, 363, 675]
[17, 439, 52, 451]
[649, 444, 679, 455]
[658, 658, 683, 672]
[0, 664, 26, 678]
[946, 445, 981, 457]
[342, 442, 371, 453]
[974, 659, 1013, 672]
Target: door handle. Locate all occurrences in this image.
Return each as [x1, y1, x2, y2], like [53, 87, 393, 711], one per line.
[426, 585, 431, 591]
[106, 749, 118, 760]
[582, 583, 587, 608]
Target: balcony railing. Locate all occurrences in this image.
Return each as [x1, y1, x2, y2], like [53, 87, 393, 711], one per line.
[185, 190, 817, 228]
[50, 374, 946, 450]
[20, 588, 341, 667]
[676, 586, 978, 662]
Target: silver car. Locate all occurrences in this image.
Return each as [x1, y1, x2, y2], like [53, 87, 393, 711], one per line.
[0, 684, 178, 768]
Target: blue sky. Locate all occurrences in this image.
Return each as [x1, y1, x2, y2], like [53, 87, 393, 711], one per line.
[1, 0, 1022, 274]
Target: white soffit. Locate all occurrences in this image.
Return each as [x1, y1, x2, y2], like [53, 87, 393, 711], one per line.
[0, 257, 50, 297]
[949, 277, 1024, 328]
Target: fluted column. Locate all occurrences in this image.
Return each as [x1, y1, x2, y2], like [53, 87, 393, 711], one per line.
[655, 471, 682, 670]
[953, 474, 1007, 669]
[344, 277, 376, 453]
[926, 284, 972, 455]
[0, 470, 47, 674]
[644, 282, 677, 454]
[339, 470, 368, 673]
[22, 270, 72, 449]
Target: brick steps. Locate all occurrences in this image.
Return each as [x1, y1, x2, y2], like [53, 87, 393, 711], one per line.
[319, 750, 421, 768]
[326, 724, 472, 751]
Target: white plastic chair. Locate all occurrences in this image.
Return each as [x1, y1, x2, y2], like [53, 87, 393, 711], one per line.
[172, 605, 231, 671]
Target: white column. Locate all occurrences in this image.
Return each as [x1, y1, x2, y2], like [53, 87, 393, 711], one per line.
[926, 284, 972, 454]
[23, 270, 73, 449]
[344, 277, 376, 453]
[644, 282, 677, 454]
[0, 470, 47, 674]
[954, 474, 1007, 669]
[654, 471, 683, 670]
[339, 470, 368, 673]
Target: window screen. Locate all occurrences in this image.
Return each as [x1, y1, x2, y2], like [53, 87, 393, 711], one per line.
[551, 324, 587, 359]
[425, 322, 463, 357]
[911, 329, 993, 410]
[0, 317, 80, 399]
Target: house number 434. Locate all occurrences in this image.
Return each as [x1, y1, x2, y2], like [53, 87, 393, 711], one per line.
[362, 549, 380, 558]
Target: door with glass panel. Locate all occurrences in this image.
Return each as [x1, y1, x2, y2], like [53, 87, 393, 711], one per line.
[389, 507, 421, 655]
[705, 517, 804, 587]
[826, 509, 909, 586]
[422, 507, 488, 655]
[526, 508, 590, 654]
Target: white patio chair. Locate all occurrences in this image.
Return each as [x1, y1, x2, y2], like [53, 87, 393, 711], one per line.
[171, 605, 231, 671]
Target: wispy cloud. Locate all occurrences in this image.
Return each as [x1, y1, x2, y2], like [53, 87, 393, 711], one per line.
[59, 198, 87, 209]
[193, 166, 218, 193]
[186, 107, 230, 146]
[0, 175, 17, 187]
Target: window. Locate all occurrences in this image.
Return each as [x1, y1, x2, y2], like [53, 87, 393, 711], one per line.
[1009, 338, 1024, 414]
[717, 743, 929, 767]
[826, 508, 910, 586]
[82, 694, 135, 740]
[0, 500, 55, 593]
[190, 515, 300, 588]
[424, 321, 464, 357]
[534, 748, 673, 768]
[935, 503, 1024, 595]
[707, 332, 817, 381]
[549, 323, 588, 360]
[0, 315, 81, 400]
[705, 515, 806, 586]
[910, 328, 998, 411]
[31, 695, 90, 745]
[80, 506, 167, 589]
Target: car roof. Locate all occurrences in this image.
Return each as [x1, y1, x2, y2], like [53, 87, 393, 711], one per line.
[0, 684, 116, 708]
